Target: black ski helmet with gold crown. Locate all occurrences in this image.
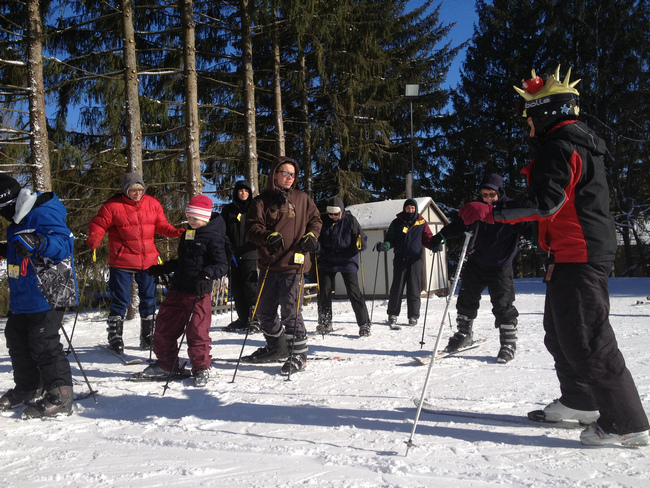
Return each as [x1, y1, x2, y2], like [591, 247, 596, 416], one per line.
[514, 65, 581, 135]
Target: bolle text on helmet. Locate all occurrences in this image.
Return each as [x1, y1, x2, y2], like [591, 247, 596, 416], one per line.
[524, 97, 551, 110]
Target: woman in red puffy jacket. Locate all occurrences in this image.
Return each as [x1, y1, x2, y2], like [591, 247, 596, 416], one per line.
[86, 173, 184, 354]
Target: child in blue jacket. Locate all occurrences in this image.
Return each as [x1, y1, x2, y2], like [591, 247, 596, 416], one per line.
[0, 174, 78, 419]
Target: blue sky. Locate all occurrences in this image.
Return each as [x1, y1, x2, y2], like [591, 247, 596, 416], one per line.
[410, 0, 479, 88]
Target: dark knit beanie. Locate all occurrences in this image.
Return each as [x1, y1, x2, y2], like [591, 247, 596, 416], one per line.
[0, 174, 21, 207]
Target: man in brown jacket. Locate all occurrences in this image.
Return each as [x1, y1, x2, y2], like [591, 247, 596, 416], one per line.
[243, 156, 322, 374]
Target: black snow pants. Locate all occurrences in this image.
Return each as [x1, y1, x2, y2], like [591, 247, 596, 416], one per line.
[456, 260, 519, 326]
[4, 308, 72, 391]
[387, 257, 423, 320]
[544, 261, 649, 435]
[230, 258, 258, 323]
[318, 271, 369, 327]
[256, 272, 306, 337]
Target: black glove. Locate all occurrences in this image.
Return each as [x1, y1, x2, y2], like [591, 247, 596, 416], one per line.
[376, 242, 387, 252]
[265, 232, 284, 254]
[148, 264, 166, 277]
[11, 233, 46, 256]
[300, 232, 318, 253]
[195, 273, 213, 298]
[429, 234, 444, 253]
[148, 260, 175, 277]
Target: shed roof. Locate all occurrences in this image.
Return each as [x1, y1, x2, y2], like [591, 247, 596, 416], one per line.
[346, 197, 448, 230]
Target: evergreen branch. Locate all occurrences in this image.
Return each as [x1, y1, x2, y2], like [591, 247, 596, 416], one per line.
[0, 58, 26, 67]
[138, 69, 183, 76]
[0, 105, 29, 114]
[583, 112, 650, 144]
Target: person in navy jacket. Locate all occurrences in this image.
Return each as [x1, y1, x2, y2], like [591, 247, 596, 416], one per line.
[432, 173, 534, 363]
[0, 174, 78, 418]
[316, 197, 370, 337]
[376, 198, 434, 328]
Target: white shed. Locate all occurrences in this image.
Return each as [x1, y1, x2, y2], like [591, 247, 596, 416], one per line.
[334, 197, 450, 299]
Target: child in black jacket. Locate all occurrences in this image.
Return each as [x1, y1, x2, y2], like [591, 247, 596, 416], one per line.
[144, 195, 228, 387]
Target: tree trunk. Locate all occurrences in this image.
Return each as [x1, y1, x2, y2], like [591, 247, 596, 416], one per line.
[272, 3, 285, 157]
[240, 0, 259, 195]
[121, 0, 143, 174]
[298, 48, 313, 198]
[182, 0, 202, 198]
[126, 278, 139, 320]
[26, 0, 51, 192]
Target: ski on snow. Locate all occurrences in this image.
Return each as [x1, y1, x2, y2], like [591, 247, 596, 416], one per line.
[412, 338, 487, 365]
[129, 370, 193, 382]
[525, 409, 592, 427]
[309, 327, 344, 336]
[213, 355, 349, 364]
[414, 398, 586, 428]
[97, 344, 143, 365]
[0, 390, 97, 414]
[74, 390, 99, 402]
[413, 399, 537, 427]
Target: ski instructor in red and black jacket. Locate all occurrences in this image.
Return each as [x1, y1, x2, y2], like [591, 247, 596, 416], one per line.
[458, 65, 649, 446]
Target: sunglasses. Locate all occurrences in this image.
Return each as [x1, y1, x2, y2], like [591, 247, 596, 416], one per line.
[276, 171, 295, 179]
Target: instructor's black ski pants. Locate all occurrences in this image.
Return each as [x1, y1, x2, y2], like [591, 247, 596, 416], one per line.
[543, 261, 649, 435]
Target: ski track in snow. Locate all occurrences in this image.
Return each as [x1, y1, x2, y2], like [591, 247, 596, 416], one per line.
[1, 278, 649, 487]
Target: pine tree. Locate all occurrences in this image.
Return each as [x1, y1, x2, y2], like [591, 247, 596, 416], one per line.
[275, 0, 459, 205]
[441, 0, 554, 210]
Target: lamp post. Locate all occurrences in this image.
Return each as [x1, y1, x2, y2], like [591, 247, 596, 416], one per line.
[405, 84, 419, 199]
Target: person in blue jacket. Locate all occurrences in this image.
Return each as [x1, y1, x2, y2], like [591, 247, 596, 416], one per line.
[0, 174, 78, 419]
[432, 173, 534, 363]
[316, 197, 370, 337]
[377, 198, 435, 328]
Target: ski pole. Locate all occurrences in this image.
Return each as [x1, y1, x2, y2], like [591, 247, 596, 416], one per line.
[230, 254, 274, 383]
[66, 263, 91, 354]
[162, 295, 200, 396]
[369, 243, 382, 325]
[419, 248, 447, 347]
[418, 250, 438, 349]
[148, 274, 164, 364]
[229, 260, 233, 324]
[405, 230, 474, 456]
[60, 322, 99, 404]
[313, 253, 328, 339]
[359, 246, 367, 298]
[68, 248, 100, 351]
[286, 259, 306, 382]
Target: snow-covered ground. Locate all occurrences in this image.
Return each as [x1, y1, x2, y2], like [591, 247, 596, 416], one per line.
[1, 277, 649, 487]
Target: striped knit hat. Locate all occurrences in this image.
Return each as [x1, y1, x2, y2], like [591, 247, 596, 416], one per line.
[185, 195, 213, 222]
